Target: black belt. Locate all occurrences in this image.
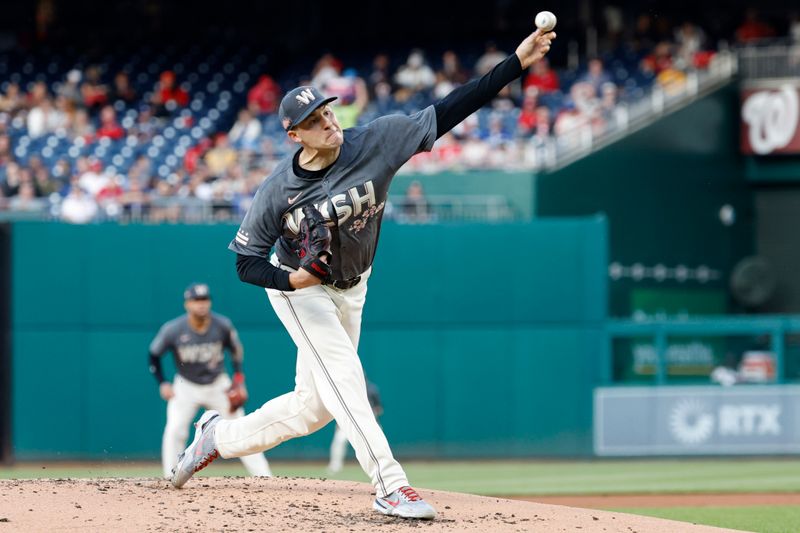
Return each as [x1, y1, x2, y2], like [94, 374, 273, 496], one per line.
[326, 276, 362, 290]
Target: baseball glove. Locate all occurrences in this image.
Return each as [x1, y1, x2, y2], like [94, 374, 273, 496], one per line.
[227, 372, 248, 413]
[296, 205, 333, 282]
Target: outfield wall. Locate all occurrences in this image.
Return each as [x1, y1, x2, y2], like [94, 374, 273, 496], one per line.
[9, 218, 607, 460]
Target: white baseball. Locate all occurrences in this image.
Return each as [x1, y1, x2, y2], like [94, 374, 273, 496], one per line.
[535, 11, 557, 32]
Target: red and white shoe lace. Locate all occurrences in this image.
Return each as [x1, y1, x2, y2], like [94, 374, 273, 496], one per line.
[397, 486, 422, 502]
[194, 449, 220, 472]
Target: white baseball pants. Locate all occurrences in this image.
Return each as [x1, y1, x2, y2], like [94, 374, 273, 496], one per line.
[162, 373, 272, 479]
[327, 424, 348, 473]
[212, 265, 409, 497]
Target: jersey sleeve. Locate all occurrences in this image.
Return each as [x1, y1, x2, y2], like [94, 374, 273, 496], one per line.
[149, 322, 174, 357]
[222, 317, 244, 362]
[369, 105, 437, 169]
[228, 184, 281, 258]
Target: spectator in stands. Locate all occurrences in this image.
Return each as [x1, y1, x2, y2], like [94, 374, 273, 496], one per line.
[531, 106, 552, 144]
[674, 22, 706, 69]
[491, 85, 516, 112]
[372, 81, 395, 115]
[736, 9, 775, 43]
[152, 70, 189, 116]
[0, 161, 20, 197]
[657, 66, 688, 96]
[204, 133, 237, 178]
[441, 50, 469, 85]
[311, 53, 344, 89]
[328, 69, 368, 129]
[184, 137, 212, 174]
[120, 175, 149, 219]
[27, 97, 63, 138]
[641, 41, 674, 75]
[96, 105, 125, 141]
[57, 69, 83, 108]
[481, 112, 514, 148]
[791, 12, 800, 43]
[0, 134, 12, 167]
[599, 82, 620, 124]
[0, 83, 24, 116]
[76, 157, 107, 197]
[430, 132, 462, 168]
[60, 182, 98, 224]
[631, 13, 658, 53]
[517, 89, 540, 136]
[96, 174, 125, 218]
[51, 158, 71, 181]
[81, 66, 108, 114]
[579, 58, 613, 94]
[367, 53, 393, 100]
[109, 71, 137, 106]
[247, 74, 281, 115]
[27, 81, 49, 108]
[394, 49, 436, 101]
[554, 102, 591, 150]
[69, 108, 96, 142]
[131, 105, 157, 142]
[433, 51, 468, 100]
[9, 181, 46, 212]
[401, 180, 430, 223]
[33, 163, 58, 196]
[475, 41, 507, 76]
[229, 108, 262, 152]
[523, 57, 559, 94]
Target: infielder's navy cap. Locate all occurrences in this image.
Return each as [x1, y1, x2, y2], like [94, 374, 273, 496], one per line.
[184, 283, 211, 300]
[279, 86, 337, 131]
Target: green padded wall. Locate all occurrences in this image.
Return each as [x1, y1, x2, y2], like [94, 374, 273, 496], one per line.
[11, 218, 606, 459]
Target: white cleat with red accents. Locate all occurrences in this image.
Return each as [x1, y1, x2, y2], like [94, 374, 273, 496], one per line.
[373, 486, 436, 519]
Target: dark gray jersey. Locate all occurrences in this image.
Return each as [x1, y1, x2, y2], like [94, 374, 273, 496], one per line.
[229, 106, 437, 280]
[149, 312, 243, 385]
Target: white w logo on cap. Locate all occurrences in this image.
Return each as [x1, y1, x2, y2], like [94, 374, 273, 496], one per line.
[295, 89, 316, 106]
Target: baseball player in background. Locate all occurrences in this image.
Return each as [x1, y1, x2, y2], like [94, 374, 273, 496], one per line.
[327, 379, 383, 474]
[171, 26, 555, 520]
[149, 282, 272, 479]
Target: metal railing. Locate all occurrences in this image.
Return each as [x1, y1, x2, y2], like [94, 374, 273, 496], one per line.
[605, 316, 800, 385]
[0, 193, 518, 224]
[737, 39, 800, 79]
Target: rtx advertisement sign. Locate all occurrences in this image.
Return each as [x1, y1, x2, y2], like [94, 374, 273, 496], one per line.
[594, 386, 800, 455]
[741, 82, 800, 155]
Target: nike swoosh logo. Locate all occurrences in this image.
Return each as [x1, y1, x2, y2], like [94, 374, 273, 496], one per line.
[288, 192, 304, 204]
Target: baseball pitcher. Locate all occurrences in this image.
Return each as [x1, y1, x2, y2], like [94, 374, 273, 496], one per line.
[170, 26, 556, 520]
[149, 283, 271, 479]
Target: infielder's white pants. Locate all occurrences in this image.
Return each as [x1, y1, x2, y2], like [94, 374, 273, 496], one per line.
[327, 424, 348, 473]
[162, 373, 272, 479]
[212, 267, 409, 497]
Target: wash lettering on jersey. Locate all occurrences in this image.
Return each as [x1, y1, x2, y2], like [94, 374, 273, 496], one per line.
[282, 179, 385, 234]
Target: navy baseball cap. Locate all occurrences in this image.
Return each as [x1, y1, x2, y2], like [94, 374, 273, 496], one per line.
[184, 283, 211, 300]
[279, 86, 337, 130]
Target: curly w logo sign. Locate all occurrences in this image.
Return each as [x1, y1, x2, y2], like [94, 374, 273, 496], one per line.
[741, 83, 800, 155]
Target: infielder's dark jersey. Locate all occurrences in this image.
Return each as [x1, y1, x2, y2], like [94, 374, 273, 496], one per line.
[149, 312, 243, 385]
[229, 106, 437, 281]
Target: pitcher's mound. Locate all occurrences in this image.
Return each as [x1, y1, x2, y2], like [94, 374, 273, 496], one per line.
[0, 477, 738, 532]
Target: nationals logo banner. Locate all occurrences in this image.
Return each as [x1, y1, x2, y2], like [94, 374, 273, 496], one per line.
[741, 81, 800, 155]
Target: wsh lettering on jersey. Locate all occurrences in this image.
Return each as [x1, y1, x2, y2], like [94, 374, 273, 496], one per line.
[284, 180, 378, 234]
[177, 341, 224, 367]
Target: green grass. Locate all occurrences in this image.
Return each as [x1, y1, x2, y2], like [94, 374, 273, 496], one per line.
[2, 458, 800, 496]
[611, 506, 800, 533]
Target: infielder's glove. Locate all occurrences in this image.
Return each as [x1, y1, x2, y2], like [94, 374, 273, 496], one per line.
[226, 372, 248, 413]
[296, 205, 332, 282]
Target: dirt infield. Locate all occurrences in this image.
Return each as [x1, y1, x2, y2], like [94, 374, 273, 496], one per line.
[0, 477, 741, 532]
